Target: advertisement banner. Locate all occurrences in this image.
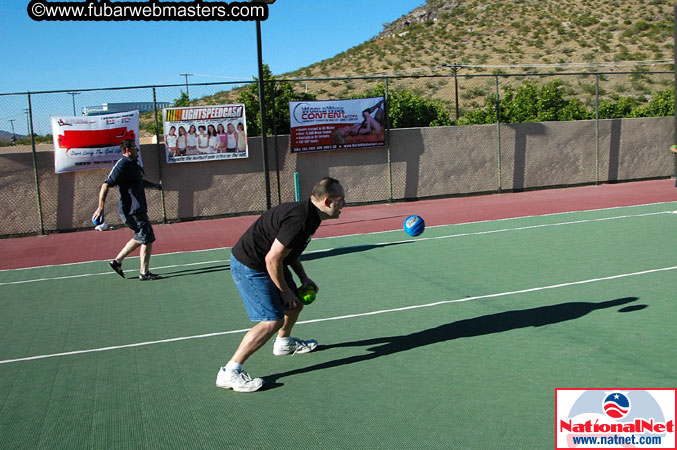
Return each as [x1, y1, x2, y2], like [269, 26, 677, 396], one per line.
[51, 111, 139, 174]
[289, 97, 385, 153]
[162, 104, 248, 163]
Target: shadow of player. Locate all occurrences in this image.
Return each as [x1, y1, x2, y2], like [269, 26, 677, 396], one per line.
[262, 296, 644, 389]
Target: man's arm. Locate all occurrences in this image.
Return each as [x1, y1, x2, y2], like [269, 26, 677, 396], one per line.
[92, 182, 109, 223]
[265, 239, 299, 308]
[288, 259, 318, 292]
[142, 179, 162, 190]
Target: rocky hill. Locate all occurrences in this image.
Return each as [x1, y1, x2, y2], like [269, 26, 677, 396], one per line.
[282, 0, 674, 112]
[167, 0, 674, 134]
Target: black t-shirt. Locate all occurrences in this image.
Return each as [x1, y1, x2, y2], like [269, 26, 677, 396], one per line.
[104, 156, 147, 216]
[232, 199, 321, 272]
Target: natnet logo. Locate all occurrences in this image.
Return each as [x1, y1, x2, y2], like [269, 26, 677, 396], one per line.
[556, 389, 676, 449]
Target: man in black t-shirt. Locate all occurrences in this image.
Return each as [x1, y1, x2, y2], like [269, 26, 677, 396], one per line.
[217, 177, 345, 392]
[93, 139, 163, 281]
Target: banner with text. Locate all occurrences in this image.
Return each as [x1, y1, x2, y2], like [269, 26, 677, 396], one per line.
[162, 104, 248, 163]
[51, 111, 139, 174]
[289, 97, 385, 153]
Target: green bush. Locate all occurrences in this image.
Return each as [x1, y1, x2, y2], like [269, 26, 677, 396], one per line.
[598, 97, 635, 119]
[460, 80, 674, 125]
[630, 88, 674, 117]
[364, 84, 452, 128]
[459, 81, 592, 125]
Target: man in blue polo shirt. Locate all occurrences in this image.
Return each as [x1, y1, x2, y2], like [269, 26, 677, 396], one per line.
[93, 139, 163, 281]
[216, 177, 345, 392]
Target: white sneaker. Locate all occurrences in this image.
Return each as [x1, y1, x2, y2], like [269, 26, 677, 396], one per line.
[95, 222, 109, 231]
[273, 337, 318, 356]
[215, 367, 264, 393]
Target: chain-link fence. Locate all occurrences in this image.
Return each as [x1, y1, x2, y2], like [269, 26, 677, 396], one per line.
[1, 70, 674, 237]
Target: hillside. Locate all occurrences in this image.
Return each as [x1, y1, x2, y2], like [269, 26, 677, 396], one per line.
[0, 130, 25, 143]
[283, 0, 674, 111]
[300, 0, 673, 76]
[159, 0, 674, 135]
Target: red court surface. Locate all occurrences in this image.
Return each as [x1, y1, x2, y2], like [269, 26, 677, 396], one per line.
[1, 179, 675, 271]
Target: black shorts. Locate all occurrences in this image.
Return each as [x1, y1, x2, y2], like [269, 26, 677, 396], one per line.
[122, 213, 156, 244]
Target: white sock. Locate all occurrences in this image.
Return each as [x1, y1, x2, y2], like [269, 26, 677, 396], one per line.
[225, 361, 242, 372]
[276, 336, 291, 344]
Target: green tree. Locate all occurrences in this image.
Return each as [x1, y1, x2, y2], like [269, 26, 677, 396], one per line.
[459, 80, 592, 125]
[364, 84, 452, 128]
[237, 64, 316, 136]
[173, 91, 190, 107]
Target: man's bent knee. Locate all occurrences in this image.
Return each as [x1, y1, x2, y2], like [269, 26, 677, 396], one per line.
[257, 319, 284, 335]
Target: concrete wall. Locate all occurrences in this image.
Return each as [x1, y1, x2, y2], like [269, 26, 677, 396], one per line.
[0, 116, 673, 236]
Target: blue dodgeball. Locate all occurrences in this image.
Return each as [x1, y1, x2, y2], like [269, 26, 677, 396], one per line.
[92, 214, 104, 226]
[404, 215, 425, 237]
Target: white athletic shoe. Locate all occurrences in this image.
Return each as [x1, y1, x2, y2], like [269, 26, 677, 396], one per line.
[273, 337, 318, 356]
[216, 367, 264, 393]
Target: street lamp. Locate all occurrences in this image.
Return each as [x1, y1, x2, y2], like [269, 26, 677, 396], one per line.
[179, 73, 193, 100]
[67, 92, 80, 115]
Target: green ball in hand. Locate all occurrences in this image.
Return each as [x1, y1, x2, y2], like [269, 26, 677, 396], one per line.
[298, 285, 317, 305]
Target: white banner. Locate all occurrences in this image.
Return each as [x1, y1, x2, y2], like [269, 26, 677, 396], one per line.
[51, 111, 140, 174]
[162, 104, 248, 163]
[289, 97, 385, 153]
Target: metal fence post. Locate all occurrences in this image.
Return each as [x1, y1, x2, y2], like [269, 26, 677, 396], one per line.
[595, 74, 600, 185]
[152, 87, 167, 223]
[674, 3, 677, 184]
[27, 92, 45, 235]
[385, 77, 393, 203]
[495, 76, 502, 193]
[270, 79, 281, 205]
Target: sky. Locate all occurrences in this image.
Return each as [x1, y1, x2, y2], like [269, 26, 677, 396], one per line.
[0, 0, 425, 93]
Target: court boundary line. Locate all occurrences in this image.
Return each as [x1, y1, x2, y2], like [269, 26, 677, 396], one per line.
[1, 264, 675, 366]
[2, 200, 674, 273]
[0, 209, 671, 287]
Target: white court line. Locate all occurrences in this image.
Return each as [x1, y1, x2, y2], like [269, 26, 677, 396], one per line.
[0, 210, 671, 287]
[2, 200, 675, 273]
[0, 259, 229, 286]
[1, 264, 675, 366]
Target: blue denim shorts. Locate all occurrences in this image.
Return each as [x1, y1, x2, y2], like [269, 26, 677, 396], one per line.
[230, 254, 297, 322]
[122, 212, 156, 244]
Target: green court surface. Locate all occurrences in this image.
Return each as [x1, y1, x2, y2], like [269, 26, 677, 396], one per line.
[1, 203, 676, 449]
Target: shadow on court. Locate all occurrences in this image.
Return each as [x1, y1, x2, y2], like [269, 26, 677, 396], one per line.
[160, 264, 230, 278]
[263, 296, 644, 389]
[159, 243, 408, 279]
[320, 215, 409, 228]
[301, 241, 408, 261]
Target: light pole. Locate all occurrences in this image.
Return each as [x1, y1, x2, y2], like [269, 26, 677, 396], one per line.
[254, 0, 275, 209]
[179, 73, 193, 100]
[67, 92, 80, 115]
